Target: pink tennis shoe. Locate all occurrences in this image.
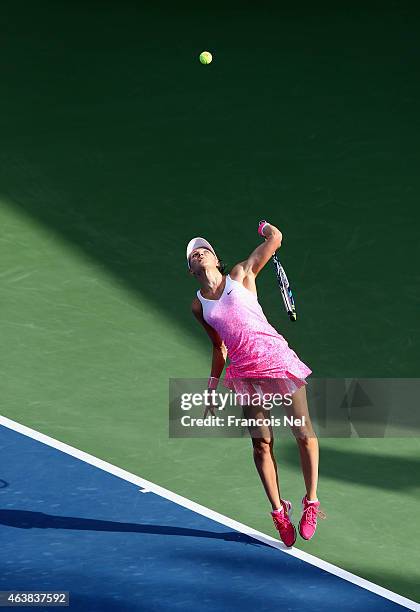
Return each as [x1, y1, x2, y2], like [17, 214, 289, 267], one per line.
[298, 495, 326, 540]
[271, 500, 296, 547]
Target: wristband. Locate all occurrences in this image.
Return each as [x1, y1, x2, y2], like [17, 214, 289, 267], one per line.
[208, 376, 219, 390]
[258, 220, 269, 237]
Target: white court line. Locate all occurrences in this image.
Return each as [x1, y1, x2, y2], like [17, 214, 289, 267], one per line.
[1, 414, 418, 611]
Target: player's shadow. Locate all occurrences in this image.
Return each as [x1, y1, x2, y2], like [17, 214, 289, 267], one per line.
[0, 509, 270, 548]
[278, 441, 420, 493]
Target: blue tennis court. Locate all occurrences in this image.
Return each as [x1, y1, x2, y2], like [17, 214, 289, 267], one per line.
[0, 420, 417, 611]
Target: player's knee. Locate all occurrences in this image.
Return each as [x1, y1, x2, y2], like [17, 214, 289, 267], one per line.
[252, 437, 272, 457]
[292, 426, 314, 444]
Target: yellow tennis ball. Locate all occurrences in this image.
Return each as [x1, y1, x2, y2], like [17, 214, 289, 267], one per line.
[199, 51, 212, 65]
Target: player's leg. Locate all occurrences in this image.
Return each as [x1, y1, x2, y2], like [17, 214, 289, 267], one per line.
[285, 385, 319, 499]
[243, 404, 281, 510]
[285, 385, 326, 539]
[243, 404, 297, 547]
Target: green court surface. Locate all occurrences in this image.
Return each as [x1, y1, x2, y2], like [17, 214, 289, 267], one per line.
[1, 0, 419, 604]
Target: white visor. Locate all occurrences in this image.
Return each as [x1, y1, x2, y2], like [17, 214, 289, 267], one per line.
[186, 237, 217, 269]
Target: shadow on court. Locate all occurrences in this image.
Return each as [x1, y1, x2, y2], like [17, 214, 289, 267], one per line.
[0, 1, 419, 377]
[277, 440, 420, 493]
[1, 2, 419, 604]
[0, 509, 269, 547]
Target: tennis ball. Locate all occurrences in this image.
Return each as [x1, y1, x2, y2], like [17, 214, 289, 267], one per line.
[199, 51, 213, 65]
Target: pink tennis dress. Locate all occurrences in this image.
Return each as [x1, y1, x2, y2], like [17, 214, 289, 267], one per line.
[196, 274, 312, 403]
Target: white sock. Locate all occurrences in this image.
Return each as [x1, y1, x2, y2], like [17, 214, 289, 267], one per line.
[271, 507, 283, 514]
[307, 498, 318, 503]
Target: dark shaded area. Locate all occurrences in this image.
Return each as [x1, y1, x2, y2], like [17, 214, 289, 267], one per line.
[0, 1, 419, 376]
[278, 440, 420, 493]
[0, 508, 268, 546]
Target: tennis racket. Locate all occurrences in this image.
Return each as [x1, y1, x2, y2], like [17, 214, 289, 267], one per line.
[272, 252, 297, 322]
[258, 220, 297, 321]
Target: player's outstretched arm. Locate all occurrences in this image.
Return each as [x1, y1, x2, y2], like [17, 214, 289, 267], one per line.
[241, 221, 282, 278]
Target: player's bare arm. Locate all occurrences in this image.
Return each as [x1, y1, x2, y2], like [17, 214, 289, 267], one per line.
[230, 223, 282, 295]
[191, 297, 228, 373]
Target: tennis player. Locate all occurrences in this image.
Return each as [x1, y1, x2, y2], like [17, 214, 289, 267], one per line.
[187, 221, 325, 547]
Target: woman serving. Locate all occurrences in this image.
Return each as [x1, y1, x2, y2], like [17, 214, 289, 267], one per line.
[187, 221, 325, 547]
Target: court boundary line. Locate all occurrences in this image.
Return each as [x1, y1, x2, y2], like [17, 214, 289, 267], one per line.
[1, 415, 418, 611]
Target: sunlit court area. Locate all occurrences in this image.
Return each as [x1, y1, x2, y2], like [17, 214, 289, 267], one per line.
[1, 1, 419, 610]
